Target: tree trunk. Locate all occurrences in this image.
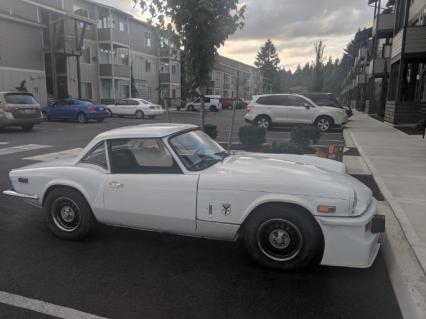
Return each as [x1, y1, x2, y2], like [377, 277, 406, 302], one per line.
[164, 98, 170, 123]
[227, 99, 237, 151]
[200, 88, 205, 130]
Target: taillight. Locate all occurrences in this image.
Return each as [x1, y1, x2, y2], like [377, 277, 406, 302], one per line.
[18, 177, 28, 184]
[247, 103, 255, 112]
[88, 105, 95, 111]
[3, 105, 17, 113]
[149, 106, 155, 109]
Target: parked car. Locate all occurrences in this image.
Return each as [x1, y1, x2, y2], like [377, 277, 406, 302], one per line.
[245, 94, 348, 132]
[221, 98, 247, 110]
[106, 98, 164, 119]
[3, 123, 384, 271]
[42, 98, 108, 123]
[185, 95, 222, 112]
[0, 92, 43, 131]
[302, 93, 353, 117]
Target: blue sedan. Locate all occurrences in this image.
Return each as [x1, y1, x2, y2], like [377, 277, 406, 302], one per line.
[42, 99, 109, 123]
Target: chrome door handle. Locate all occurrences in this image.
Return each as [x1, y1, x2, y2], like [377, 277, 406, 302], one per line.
[109, 181, 123, 189]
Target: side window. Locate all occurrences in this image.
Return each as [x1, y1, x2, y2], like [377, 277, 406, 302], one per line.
[257, 95, 284, 105]
[204, 97, 211, 103]
[118, 100, 128, 105]
[80, 142, 108, 170]
[108, 138, 181, 174]
[286, 96, 307, 107]
[127, 100, 139, 105]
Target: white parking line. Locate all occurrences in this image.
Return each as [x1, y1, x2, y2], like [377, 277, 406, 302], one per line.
[0, 144, 51, 156]
[0, 291, 107, 319]
[0, 142, 9, 145]
[23, 148, 83, 162]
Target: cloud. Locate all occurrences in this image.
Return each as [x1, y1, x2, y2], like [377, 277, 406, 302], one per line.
[97, 0, 373, 71]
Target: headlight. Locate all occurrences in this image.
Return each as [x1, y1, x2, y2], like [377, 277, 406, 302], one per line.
[352, 190, 358, 212]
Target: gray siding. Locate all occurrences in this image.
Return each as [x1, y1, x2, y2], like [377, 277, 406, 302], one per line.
[1, 0, 39, 22]
[405, 26, 426, 54]
[0, 20, 44, 70]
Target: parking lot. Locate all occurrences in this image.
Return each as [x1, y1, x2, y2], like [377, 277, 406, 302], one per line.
[0, 110, 401, 319]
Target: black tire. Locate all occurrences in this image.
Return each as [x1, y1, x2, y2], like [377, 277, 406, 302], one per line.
[243, 204, 323, 271]
[187, 105, 195, 112]
[315, 116, 333, 132]
[44, 187, 95, 241]
[42, 111, 51, 121]
[22, 124, 34, 131]
[210, 105, 218, 112]
[177, 107, 181, 111]
[77, 112, 88, 124]
[96, 118, 104, 123]
[255, 115, 272, 130]
[135, 110, 144, 119]
[106, 108, 113, 117]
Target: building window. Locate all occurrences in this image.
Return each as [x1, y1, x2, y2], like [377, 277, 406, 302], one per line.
[98, 16, 111, 29]
[101, 79, 112, 99]
[115, 48, 129, 65]
[171, 64, 177, 75]
[99, 47, 112, 64]
[73, 5, 89, 18]
[81, 46, 91, 64]
[119, 21, 128, 32]
[148, 86, 153, 100]
[145, 32, 152, 47]
[172, 88, 177, 98]
[160, 60, 170, 73]
[81, 82, 92, 99]
[146, 59, 152, 73]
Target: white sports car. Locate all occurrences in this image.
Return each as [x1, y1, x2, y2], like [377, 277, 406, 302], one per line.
[3, 124, 384, 270]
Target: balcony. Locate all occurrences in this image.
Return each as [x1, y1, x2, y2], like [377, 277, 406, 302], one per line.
[392, 26, 426, 61]
[160, 73, 171, 83]
[372, 13, 395, 37]
[98, 28, 129, 46]
[356, 73, 367, 85]
[55, 35, 80, 56]
[367, 58, 390, 77]
[99, 64, 130, 78]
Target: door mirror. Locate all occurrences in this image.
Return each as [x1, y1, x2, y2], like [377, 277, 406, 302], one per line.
[304, 103, 311, 109]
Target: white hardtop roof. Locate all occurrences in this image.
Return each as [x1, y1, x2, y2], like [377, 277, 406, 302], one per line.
[95, 123, 199, 140]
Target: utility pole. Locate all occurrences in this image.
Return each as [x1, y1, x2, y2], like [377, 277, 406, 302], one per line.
[227, 67, 239, 151]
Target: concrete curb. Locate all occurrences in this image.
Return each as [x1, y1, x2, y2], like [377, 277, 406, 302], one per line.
[344, 128, 426, 319]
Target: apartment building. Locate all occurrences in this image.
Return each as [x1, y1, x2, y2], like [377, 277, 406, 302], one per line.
[341, 29, 371, 110]
[344, 0, 426, 124]
[0, 0, 180, 106]
[207, 55, 263, 100]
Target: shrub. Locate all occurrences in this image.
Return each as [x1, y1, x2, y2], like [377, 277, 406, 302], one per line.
[262, 142, 305, 154]
[290, 125, 321, 147]
[239, 125, 266, 151]
[204, 124, 218, 139]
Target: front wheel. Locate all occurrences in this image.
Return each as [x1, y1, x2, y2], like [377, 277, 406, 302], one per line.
[187, 105, 195, 112]
[243, 205, 323, 271]
[315, 116, 333, 132]
[135, 110, 144, 119]
[44, 187, 95, 240]
[255, 115, 272, 130]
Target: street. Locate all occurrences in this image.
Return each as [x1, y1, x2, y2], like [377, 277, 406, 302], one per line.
[0, 110, 401, 319]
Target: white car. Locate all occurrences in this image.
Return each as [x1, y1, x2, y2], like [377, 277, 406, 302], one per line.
[106, 98, 164, 119]
[3, 124, 384, 270]
[245, 94, 348, 131]
[185, 95, 222, 112]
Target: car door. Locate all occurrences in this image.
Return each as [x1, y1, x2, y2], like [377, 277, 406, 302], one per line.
[103, 138, 199, 234]
[263, 95, 287, 123]
[115, 99, 128, 115]
[284, 95, 315, 124]
[125, 99, 140, 115]
[48, 101, 62, 119]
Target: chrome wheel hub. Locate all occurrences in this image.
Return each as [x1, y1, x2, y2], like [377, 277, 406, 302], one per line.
[60, 206, 75, 223]
[269, 229, 291, 249]
[257, 118, 269, 128]
[318, 119, 330, 131]
[51, 197, 81, 232]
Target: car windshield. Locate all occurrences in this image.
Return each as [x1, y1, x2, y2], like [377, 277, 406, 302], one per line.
[169, 130, 229, 171]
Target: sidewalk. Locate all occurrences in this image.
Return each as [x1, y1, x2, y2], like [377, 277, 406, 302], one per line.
[344, 112, 426, 319]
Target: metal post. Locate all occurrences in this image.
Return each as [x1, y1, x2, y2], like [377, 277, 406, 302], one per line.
[227, 69, 239, 151]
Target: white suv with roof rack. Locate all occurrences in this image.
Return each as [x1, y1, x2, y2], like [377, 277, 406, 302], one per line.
[245, 94, 348, 132]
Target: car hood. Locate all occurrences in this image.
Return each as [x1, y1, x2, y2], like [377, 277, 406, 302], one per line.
[202, 153, 372, 208]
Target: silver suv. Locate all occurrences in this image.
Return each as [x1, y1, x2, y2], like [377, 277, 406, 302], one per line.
[0, 92, 43, 131]
[245, 94, 348, 132]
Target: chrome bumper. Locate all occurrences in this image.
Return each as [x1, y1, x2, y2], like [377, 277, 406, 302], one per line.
[2, 189, 39, 200]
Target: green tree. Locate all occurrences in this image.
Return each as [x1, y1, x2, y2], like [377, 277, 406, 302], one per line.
[254, 39, 281, 93]
[135, 0, 246, 129]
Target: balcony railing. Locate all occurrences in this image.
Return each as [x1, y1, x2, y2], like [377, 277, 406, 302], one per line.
[392, 26, 426, 60]
[373, 13, 395, 37]
[98, 28, 129, 46]
[99, 64, 130, 78]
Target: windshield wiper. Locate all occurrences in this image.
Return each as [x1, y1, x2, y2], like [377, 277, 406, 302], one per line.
[214, 151, 230, 161]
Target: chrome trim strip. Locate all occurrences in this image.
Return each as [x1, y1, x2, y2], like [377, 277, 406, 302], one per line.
[2, 190, 39, 200]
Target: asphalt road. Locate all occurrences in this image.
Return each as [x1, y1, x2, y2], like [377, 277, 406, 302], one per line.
[0, 111, 401, 319]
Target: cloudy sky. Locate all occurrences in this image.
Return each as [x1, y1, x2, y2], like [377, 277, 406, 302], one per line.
[100, 0, 373, 71]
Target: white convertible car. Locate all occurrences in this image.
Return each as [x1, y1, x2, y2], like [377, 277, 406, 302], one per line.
[3, 124, 384, 270]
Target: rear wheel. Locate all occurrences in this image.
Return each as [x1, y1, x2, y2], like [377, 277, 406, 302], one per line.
[187, 105, 195, 112]
[42, 111, 51, 121]
[106, 108, 113, 117]
[255, 115, 272, 130]
[77, 113, 88, 124]
[315, 116, 333, 132]
[243, 204, 323, 271]
[44, 187, 95, 240]
[210, 105, 218, 112]
[22, 124, 34, 131]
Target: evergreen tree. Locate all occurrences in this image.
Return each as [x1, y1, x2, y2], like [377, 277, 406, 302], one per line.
[255, 39, 281, 93]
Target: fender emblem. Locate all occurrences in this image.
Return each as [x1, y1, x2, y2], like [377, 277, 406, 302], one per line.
[221, 203, 231, 216]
